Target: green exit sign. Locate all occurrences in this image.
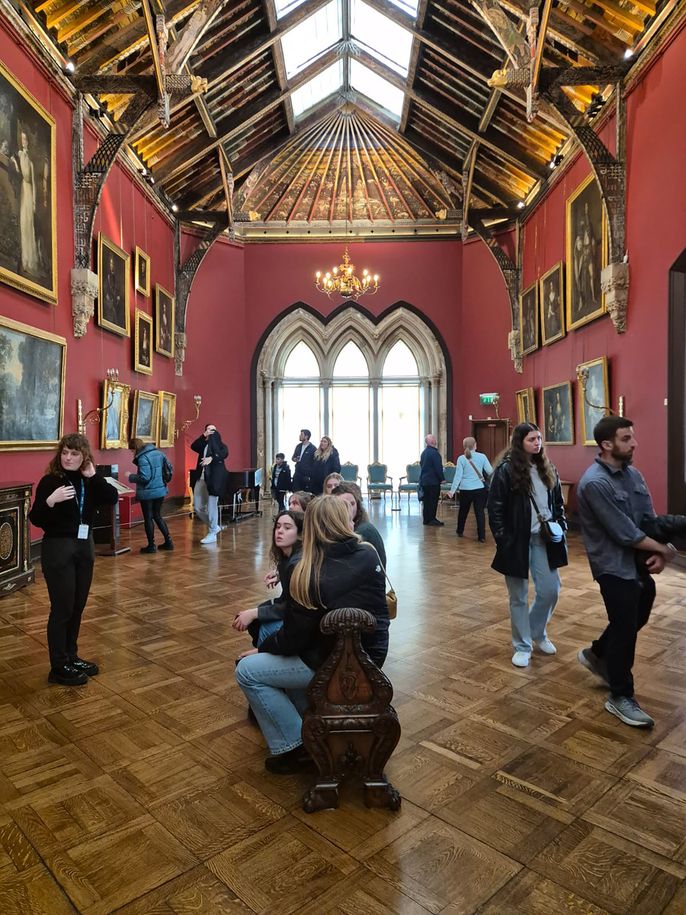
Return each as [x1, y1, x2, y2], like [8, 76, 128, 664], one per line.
[479, 393, 499, 406]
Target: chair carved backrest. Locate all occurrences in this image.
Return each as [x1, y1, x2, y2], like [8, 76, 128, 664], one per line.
[340, 462, 359, 483]
[442, 462, 457, 484]
[367, 462, 389, 484]
[302, 608, 401, 813]
[405, 462, 421, 484]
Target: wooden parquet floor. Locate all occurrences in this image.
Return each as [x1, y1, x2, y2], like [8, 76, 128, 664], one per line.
[1, 500, 685, 914]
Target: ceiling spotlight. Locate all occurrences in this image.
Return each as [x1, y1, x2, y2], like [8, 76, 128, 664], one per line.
[549, 153, 564, 170]
[517, 200, 525, 209]
[65, 60, 75, 73]
[624, 48, 634, 59]
[141, 168, 148, 177]
[171, 203, 178, 213]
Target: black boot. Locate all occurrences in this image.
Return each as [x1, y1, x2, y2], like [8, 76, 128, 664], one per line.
[265, 745, 315, 775]
[70, 657, 99, 676]
[48, 664, 88, 686]
[140, 544, 157, 554]
[159, 540, 174, 551]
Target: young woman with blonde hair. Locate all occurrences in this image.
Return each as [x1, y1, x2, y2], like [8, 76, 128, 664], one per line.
[310, 435, 341, 494]
[235, 496, 389, 773]
[449, 436, 493, 542]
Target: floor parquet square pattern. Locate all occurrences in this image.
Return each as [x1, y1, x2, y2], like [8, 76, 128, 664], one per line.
[0, 502, 685, 912]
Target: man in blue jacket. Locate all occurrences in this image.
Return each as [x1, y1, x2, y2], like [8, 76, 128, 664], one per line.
[420, 433, 445, 526]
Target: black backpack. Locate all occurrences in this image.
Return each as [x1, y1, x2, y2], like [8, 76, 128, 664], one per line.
[161, 457, 173, 484]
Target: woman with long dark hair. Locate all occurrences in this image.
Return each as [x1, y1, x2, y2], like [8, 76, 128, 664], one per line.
[235, 496, 388, 773]
[487, 423, 567, 668]
[310, 436, 341, 494]
[29, 433, 118, 686]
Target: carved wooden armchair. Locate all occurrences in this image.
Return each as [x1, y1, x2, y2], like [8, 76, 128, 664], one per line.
[301, 607, 401, 813]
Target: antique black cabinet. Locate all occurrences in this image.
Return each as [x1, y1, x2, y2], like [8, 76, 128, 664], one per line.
[0, 482, 34, 597]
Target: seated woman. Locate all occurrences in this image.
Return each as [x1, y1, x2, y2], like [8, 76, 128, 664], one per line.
[235, 496, 389, 774]
[232, 510, 304, 645]
[323, 472, 344, 495]
[333, 481, 386, 568]
[289, 491, 313, 513]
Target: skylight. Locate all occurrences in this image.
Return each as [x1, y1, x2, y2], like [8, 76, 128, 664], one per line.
[387, 0, 419, 14]
[273, 0, 307, 20]
[281, 0, 342, 78]
[350, 59, 404, 119]
[291, 60, 343, 118]
[351, 0, 413, 75]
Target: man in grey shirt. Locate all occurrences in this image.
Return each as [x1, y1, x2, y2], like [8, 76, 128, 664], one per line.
[576, 416, 676, 728]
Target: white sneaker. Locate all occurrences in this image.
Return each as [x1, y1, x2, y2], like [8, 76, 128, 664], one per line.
[512, 651, 530, 668]
[200, 532, 217, 544]
[535, 637, 557, 655]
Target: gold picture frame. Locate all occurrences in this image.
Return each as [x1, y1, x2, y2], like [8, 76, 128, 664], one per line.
[158, 391, 176, 448]
[155, 283, 175, 358]
[134, 246, 150, 297]
[565, 174, 608, 331]
[97, 234, 131, 336]
[100, 379, 131, 450]
[134, 309, 153, 375]
[542, 381, 574, 445]
[539, 262, 565, 346]
[0, 62, 57, 305]
[578, 356, 610, 445]
[131, 390, 159, 444]
[515, 387, 537, 425]
[519, 282, 539, 356]
[0, 316, 66, 450]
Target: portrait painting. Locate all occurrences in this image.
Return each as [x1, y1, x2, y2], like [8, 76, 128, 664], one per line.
[100, 379, 131, 450]
[97, 234, 130, 336]
[155, 284, 175, 358]
[578, 356, 610, 445]
[515, 387, 537, 425]
[0, 62, 57, 304]
[134, 309, 153, 375]
[566, 175, 607, 330]
[0, 315, 65, 450]
[542, 381, 574, 445]
[540, 262, 565, 346]
[131, 390, 159, 444]
[158, 391, 176, 448]
[519, 282, 539, 356]
[134, 246, 150, 297]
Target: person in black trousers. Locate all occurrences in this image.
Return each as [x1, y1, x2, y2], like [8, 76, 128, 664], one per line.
[291, 429, 316, 492]
[419, 433, 445, 526]
[270, 453, 292, 511]
[29, 433, 118, 686]
[129, 438, 173, 553]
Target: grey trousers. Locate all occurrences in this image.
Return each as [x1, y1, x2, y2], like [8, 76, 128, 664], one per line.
[193, 478, 219, 532]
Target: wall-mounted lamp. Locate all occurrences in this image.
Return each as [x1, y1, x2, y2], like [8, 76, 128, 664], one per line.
[174, 394, 202, 439]
[77, 368, 119, 434]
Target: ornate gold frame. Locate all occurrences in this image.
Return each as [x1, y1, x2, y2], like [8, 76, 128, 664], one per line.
[515, 387, 537, 425]
[158, 391, 176, 448]
[0, 62, 57, 305]
[539, 261, 565, 346]
[542, 381, 575, 445]
[519, 281, 539, 356]
[578, 356, 610, 445]
[97, 233, 131, 336]
[100, 380, 131, 450]
[0, 315, 66, 450]
[155, 283, 175, 358]
[565, 174, 608, 331]
[134, 246, 150, 297]
[131, 390, 159, 444]
[134, 308, 153, 375]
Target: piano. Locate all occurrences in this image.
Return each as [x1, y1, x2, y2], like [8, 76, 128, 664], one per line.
[221, 468, 263, 523]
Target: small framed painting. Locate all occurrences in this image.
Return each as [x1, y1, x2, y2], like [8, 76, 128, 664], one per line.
[539, 262, 565, 346]
[134, 246, 150, 297]
[155, 283, 175, 358]
[578, 356, 610, 445]
[515, 387, 537, 425]
[100, 379, 131, 450]
[542, 381, 574, 445]
[519, 282, 539, 356]
[134, 309, 153, 375]
[131, 390, 159, 444]
[158, 391, 176, 448]
[97, 234, 130, 337]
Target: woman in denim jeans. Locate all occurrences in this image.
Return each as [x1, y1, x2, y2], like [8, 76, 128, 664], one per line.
[235, 496, 389, 774]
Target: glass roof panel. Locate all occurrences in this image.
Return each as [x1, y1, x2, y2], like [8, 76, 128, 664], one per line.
[387, 0, 419, 13]
[350, 60, 404, 119]
[291, 60, 343, 118]
[351, 0, 413, 75]
[280, 0, 342, 78]
[273, 0, 307, 19]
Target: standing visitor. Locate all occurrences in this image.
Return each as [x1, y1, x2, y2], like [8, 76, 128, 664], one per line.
[129, 438, 173, 553]
[310, 436, 341, 494]
[191, 423, 228, 544]
[449, 436, 493, 542]
[419, 433, 444, 526]
[292, 429, 316, 492]
[270, 453, 292, 511]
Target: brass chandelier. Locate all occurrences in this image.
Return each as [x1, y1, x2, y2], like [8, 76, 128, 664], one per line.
[315, 247, 380, 300]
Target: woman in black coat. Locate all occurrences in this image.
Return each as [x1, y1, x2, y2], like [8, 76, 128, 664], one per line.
[190, 423, 228, 543]
[29, 433, 118, 686]
[310, 435, 341, 494]
[487, 422, 567, 669]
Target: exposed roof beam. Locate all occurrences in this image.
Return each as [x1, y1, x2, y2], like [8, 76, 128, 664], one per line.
[262, 0, 295, 133]
[166, 0, 230, 72]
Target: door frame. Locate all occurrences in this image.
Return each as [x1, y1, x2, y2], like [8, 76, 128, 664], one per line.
[667, 249, 686, 513]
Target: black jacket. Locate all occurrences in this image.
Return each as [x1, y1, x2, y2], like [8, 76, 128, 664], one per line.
[420, 445, 444, 486]
[191, 431, 228, 497]
[259, 538, 389, 669]
[30, 470, 118, 538]
[310, 448, 341, 494]
[292, 441, 316, 491]
[270, 463, 292, 494]
[487, 458, 568, 578]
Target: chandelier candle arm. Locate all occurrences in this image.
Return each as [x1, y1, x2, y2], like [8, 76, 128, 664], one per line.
[315, 248, 380, 300]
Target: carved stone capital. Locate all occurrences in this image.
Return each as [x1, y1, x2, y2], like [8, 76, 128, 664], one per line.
[71, 267, 98, 338]
[601, 260, 629, 333]
[508, 329, 523, 373]
[175, 332, 188, 376]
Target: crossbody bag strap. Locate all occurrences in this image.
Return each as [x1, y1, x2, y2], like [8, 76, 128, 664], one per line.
[361, 541, 395, 592]
[529, 493, 546, 524]
[467, 458, 484, 482]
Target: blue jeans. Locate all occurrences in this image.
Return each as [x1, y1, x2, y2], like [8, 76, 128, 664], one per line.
[257, 620, 283, 646]
[235, 652, 314, 754]
[505, 532, 560, 653]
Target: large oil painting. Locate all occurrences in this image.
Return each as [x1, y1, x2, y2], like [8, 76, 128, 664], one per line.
[519, 282, 539, 356]
[578, 356, 610, 445]
[101, 379, 131, 450]
[155, 284, 174, 358]
[542, 381, 574, 445]
[0, 62, 57, 304]
[0, 316, 66, 450]
[134, 309, 153, 375]
[540, 262, 565, 346]
[131, 390, 158, 444]
[566, 175, 607, 330]
[97, 234, 130, 336]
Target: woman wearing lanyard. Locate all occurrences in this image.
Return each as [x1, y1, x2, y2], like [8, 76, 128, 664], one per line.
[448, 437, 493, 542]
[30, 433, 118, 686]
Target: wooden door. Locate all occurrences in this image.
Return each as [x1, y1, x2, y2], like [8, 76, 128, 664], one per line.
[668, 249, 686, 513]
[471, 419, 509, 464]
